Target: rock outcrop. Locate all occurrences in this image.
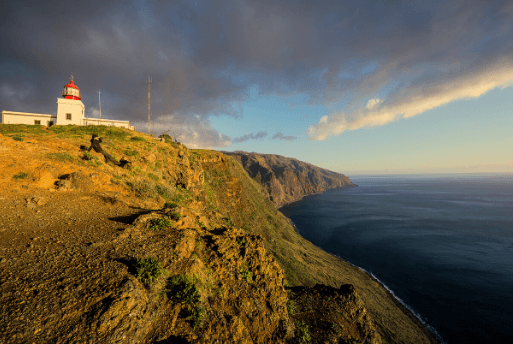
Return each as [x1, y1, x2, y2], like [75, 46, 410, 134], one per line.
[223, 151, 356, 207]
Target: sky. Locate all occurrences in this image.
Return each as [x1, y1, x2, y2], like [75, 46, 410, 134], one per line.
[1, 0, 513, 175]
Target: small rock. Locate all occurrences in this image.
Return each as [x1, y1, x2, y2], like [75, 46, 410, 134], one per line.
[27, 203, 36, 209]
[90, 173, 99, 179]
[0, 258, 6, 263]
[22, 185, 29, 189]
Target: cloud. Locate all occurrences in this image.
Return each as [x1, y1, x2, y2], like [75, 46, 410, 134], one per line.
[272, 132, 297, 140]
[309, 57, 513, 140]
[1, 0, 513, 148]
[232, 131, 268, 144]
[365, 98, 383, 110]
[133, 114, 231, 149]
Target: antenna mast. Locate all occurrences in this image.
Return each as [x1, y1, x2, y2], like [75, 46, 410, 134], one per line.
[147, 76, 152, 135]
[97, 90, 102, 121]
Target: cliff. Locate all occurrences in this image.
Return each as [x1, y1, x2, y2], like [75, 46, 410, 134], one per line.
[0, 124, 437, 344]
[222, 151, 356, 207]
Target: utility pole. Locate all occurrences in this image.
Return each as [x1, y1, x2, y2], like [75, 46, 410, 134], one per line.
[97, 90, 102, 122]
[147, 76, 152, 135]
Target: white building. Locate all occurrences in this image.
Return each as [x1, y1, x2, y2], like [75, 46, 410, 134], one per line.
[2, 76, 134, 130]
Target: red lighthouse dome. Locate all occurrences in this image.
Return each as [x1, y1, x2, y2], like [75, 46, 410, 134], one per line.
[62, 74, 82, 100]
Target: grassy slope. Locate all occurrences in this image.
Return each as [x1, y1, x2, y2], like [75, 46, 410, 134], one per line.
[0, 124, 434, 344]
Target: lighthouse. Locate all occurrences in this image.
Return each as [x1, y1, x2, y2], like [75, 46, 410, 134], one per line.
[56, 74, 85, 125]
[2, 74, 134, 129]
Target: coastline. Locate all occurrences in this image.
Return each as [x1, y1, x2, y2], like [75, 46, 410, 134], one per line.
[297, 228, 444, 344]
[278, 191, 444, 344]
[276, 183, 358, 210]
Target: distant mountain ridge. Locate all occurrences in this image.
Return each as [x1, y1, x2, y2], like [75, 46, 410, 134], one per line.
[222, 151, 356, 207]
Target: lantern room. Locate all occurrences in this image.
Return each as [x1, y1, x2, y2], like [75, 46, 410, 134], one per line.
[62, 75, 82, 100]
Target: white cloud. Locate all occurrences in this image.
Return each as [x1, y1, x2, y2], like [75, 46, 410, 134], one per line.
[365, 98, 383, 110]
[308, 57, 513, 141]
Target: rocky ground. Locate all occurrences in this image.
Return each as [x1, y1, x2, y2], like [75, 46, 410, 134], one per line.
[0, 125, 436, 344]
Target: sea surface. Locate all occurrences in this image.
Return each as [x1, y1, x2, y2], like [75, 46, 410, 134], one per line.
[279, 174, 513, 344]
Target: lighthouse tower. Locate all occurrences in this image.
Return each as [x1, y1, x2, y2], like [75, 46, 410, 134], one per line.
[56, 74, 85, 125]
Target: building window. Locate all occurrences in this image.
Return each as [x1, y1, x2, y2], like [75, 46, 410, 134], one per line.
[66, 113, 72, 120]
[34, 120, 41, 125]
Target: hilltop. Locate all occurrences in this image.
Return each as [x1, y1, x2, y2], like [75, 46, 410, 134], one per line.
[0, 125, 437, 344]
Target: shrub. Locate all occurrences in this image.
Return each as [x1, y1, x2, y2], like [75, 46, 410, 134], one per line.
[147, 172, 159, 181]
[124, 149, 139, 156]
[135, 257, 164, 287]
[167, 275, 206, 329]
[168, 211, 181, 221]
[126, 180, 158, 198]
[13, 172, 29, 180]
[164, 202, 179, 209]
[155, 183, 174, 201]
[12, 136, 23, 141]
[47, 152, 76, 162]
[131, 136, 146, 142]
[239, 265, 253, 283]
[286, 300, 297, 315]
[149, 218, 174, 231]
[295, 321, 311, 343]
[82, 151, 98, 161]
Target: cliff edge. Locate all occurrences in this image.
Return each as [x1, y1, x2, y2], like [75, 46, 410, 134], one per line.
[0, 125, 436, 344]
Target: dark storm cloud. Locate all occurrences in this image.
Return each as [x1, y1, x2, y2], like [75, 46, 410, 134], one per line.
[272, 132, 297, 141]
[232, 131, 268, 144]
[1, 0, 513, 145]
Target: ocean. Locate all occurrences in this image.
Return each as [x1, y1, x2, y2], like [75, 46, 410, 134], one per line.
[279, 174, 513, 344]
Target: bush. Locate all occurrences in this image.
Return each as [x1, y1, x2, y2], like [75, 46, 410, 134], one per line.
[131, 136, 146, 142]
[147, 172, 159, 181]
[126, 180, 158, 198]
[13, 172, 29, 180]
[12, 136, 23, 141]
[82, 151, 98, 161]
[167, 275, 206, 329]
[295, 321, 311, 343]
[124, 149, 139, 156]
[149, 218, 174, 231]
[239, 265, 253, 283]
[47, 152, 76, 162]
[135, 257, 164, 287]
[286, 300, 297, 315]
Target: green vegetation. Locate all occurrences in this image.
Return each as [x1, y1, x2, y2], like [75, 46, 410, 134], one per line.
[0, 124, 49, 136]
[239, 264, 253, 283]
[164, 202, 179, 209]
[295, 321, 311, 343]
[12, 136, 23, 141]
[124, 148, 139, 156]
[147, 172, 159, 181]
[13, 172, 29, 180]
[131, 136, 146, 142]
[82, 151, 98, 161]
[168, 211, 181, 221]
[135, 257, 164, 287]
[167, 275, 206, 329]
[149, 218, 174, 231]
[47, 152, 76, 162]
[286, 299, 297, 315]
[49, 125, 131, 140]
[330, 322, 341, 335]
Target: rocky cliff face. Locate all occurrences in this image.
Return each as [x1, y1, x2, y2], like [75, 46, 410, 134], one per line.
[223, 151, 356, 207]
[0, 125, 436, 344]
